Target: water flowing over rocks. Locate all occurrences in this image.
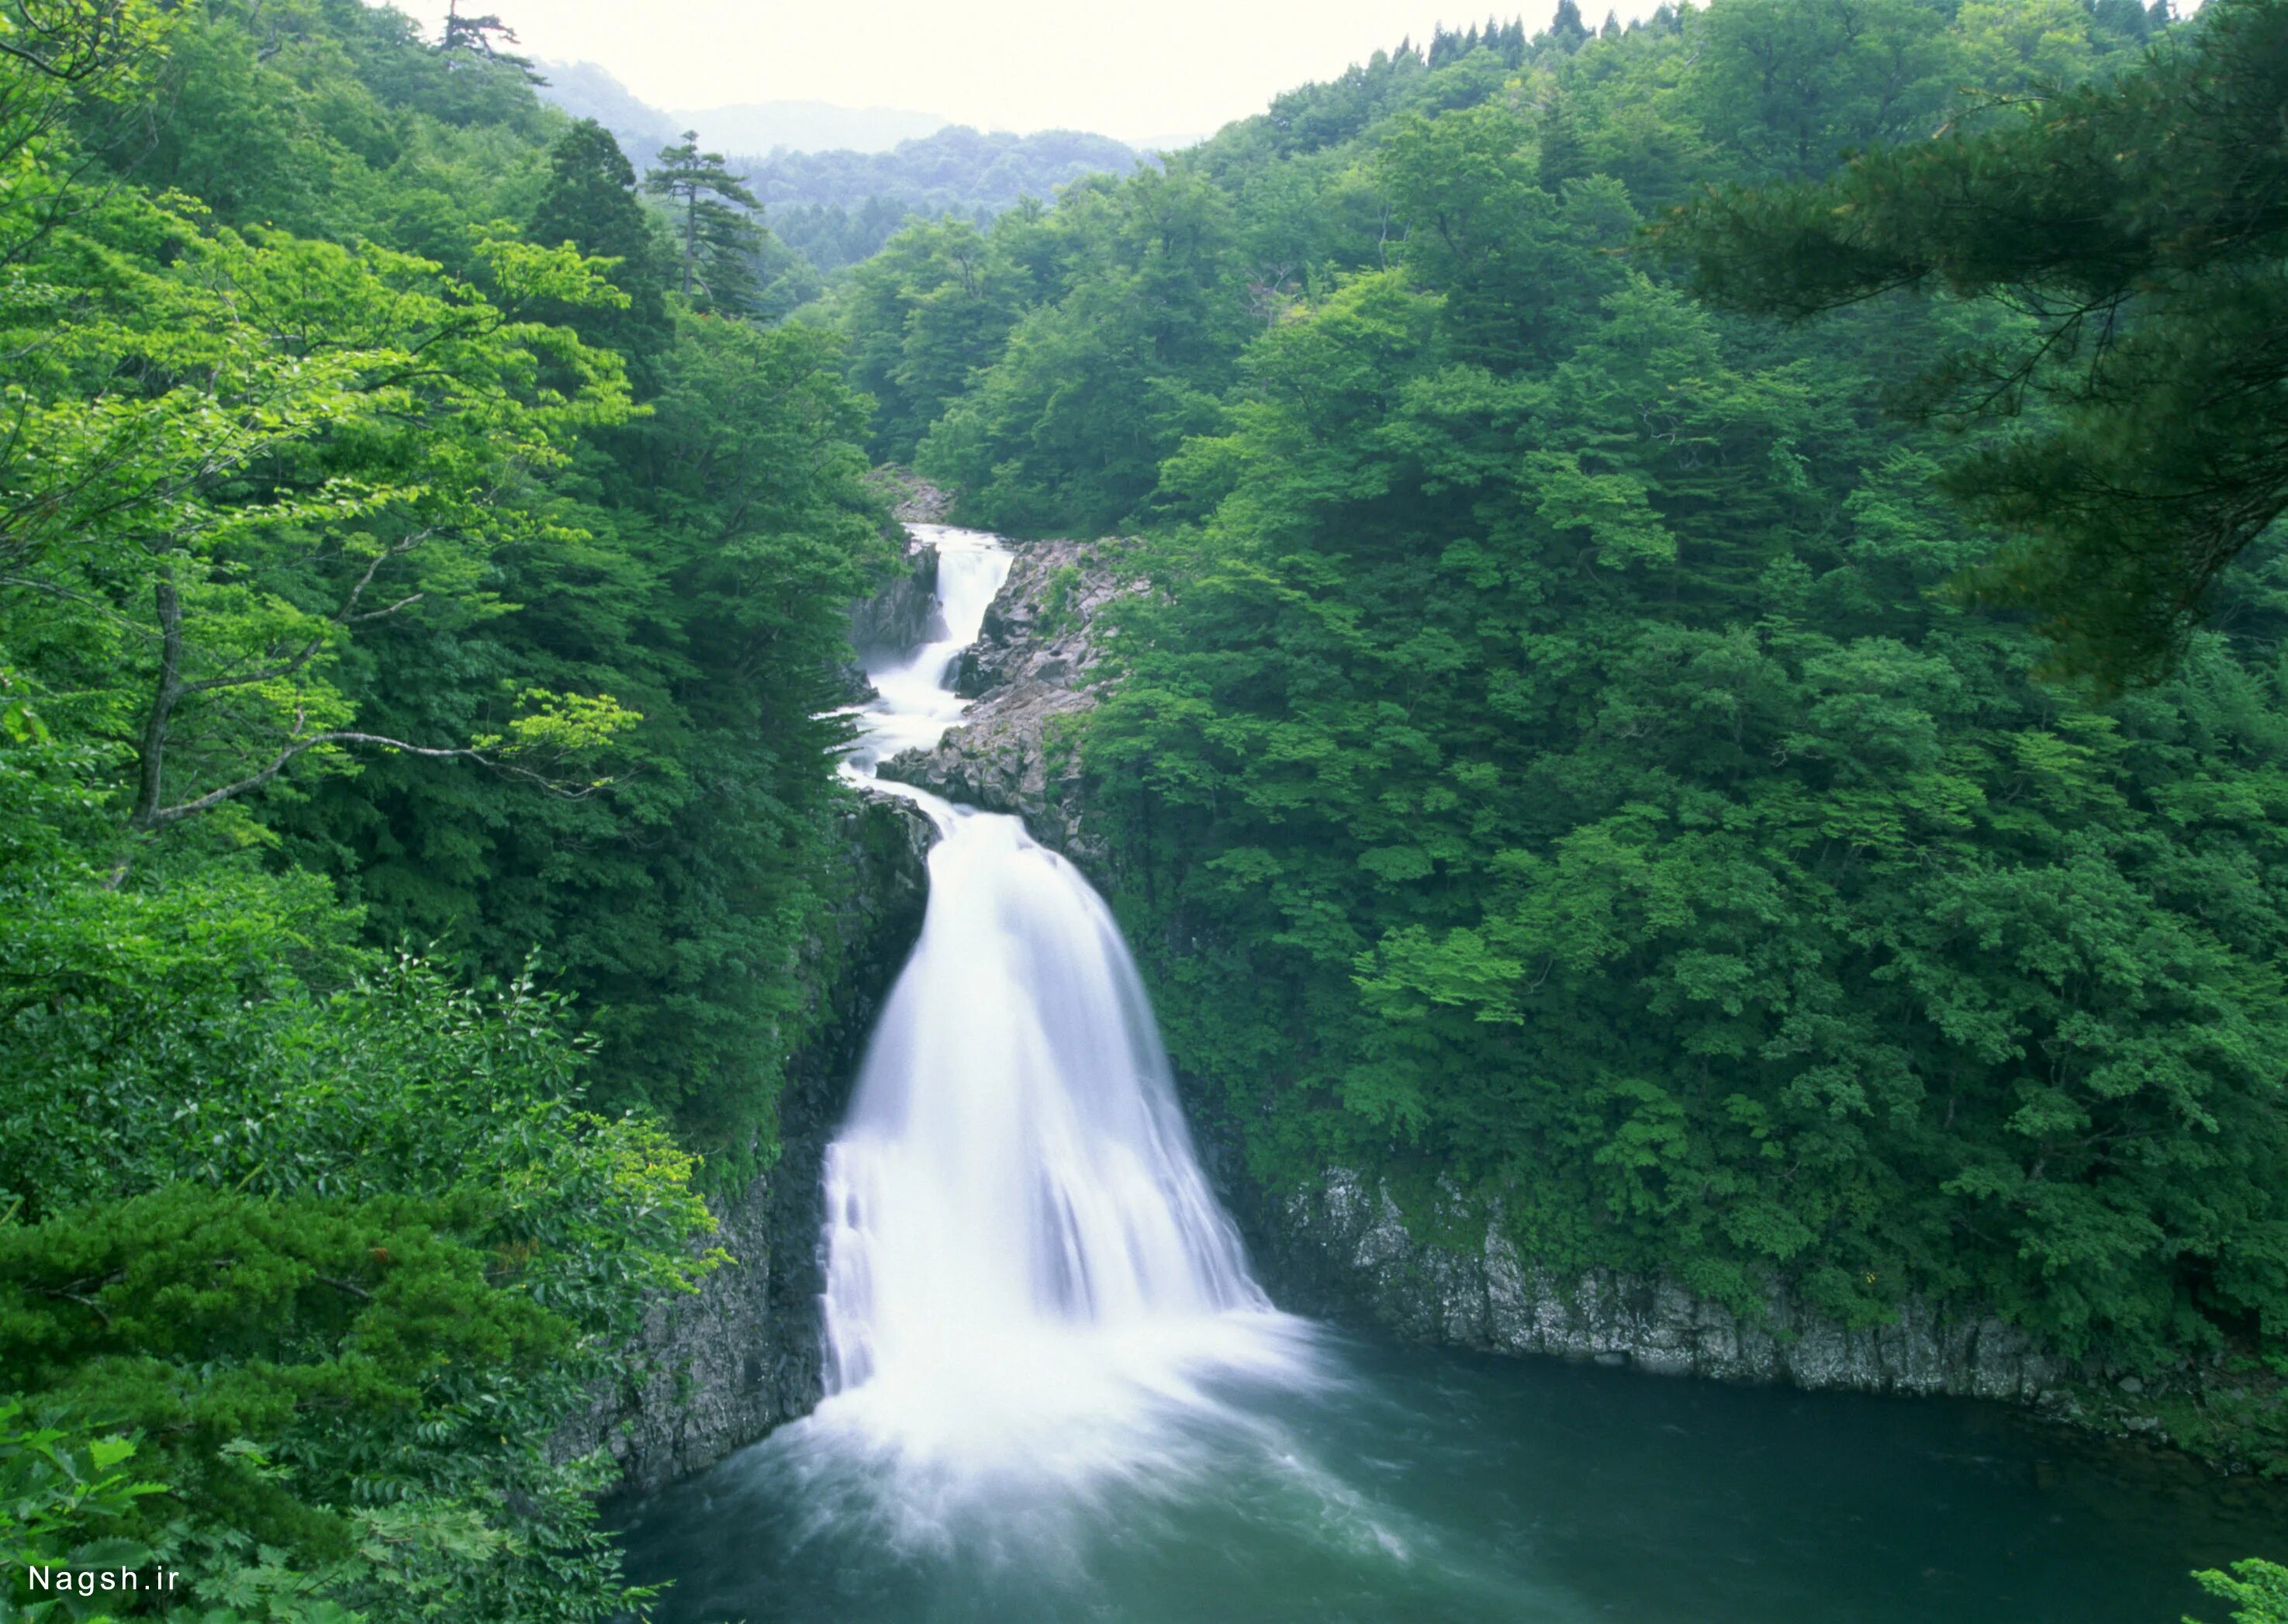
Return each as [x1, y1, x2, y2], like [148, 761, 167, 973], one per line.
[876, 537, 1139, 855]
[879, 524, 2253, 1452]
[1251, 1170, 2063, 1401]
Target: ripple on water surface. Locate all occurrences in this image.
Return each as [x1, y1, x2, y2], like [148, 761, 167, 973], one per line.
[613, 1329, 2287, 1624]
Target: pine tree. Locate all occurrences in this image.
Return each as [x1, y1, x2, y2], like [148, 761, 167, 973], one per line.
[1536, 88, 1588, 190]
[1548, 0, 1591, 51]
[529, 119, 672, 368]
[438, 0, 538, 79]
[1665, 0, 2288, 683]
[645, 131, 762, 302]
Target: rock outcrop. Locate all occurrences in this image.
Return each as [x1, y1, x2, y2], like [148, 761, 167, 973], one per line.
[565, 787, 932, 1491]
[862, 465, 955, 526]
[849, 537, 944, 667]
[1253, 1170, 2063, 1401]
[878, 537, 1139, 856]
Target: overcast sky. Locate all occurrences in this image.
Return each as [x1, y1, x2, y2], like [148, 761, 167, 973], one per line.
[385, 1, 1668, 143]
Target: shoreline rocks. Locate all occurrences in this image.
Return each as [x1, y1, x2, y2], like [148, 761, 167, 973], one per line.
[1251, 1168, 2062, 1401]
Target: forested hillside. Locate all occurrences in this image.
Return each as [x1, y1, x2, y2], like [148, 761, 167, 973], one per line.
[8, 0, 2287, 1614]
[755, 126, 1144, 271]
[536, 61, 1145, 273]
[832, 0, 2288, 1453]
[0, 1, 889, 1615]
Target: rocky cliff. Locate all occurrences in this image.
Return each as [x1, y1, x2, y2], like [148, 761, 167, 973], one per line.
[1252, 1169, 2062, 1399]
[850, 535, 943, 666]
[565, 575, 938, 1491]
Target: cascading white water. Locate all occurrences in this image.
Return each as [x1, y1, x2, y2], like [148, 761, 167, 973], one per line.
[820, 524, 1311, 1484]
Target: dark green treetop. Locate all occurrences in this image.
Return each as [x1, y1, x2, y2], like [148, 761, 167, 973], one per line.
[1661, 0, 2284, 686]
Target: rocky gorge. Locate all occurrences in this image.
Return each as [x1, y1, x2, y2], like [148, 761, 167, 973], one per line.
[580, 518, 2260, 1498]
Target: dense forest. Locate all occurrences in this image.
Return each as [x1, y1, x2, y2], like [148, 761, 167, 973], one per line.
[753, 126, 1146, 271]
[0, 0, 890, 1615]
[829, 0, 2288, 1467]
[5, 0, 2288, 1617]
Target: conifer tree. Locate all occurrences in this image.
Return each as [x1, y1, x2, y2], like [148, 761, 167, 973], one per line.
[645, 130, 763, 303]
[530, 119, 672, 368]
[1665, 0, 2288, 682]
[1548, 0, 1591, 50]
[1536, 88, 1588, 191]
[438, 0, 538, 78]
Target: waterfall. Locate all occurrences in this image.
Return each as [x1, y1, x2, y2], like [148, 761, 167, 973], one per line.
[821, 524, 1308, 1481]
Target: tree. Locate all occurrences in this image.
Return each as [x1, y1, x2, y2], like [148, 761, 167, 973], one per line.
[1536, 86, 1589, 191]
[1660, 0, 2285, 684]
[645, 129, 762, 305]
[2192, 1560, 2288, 1624]
[2, 218, 640, 861]
[438, 0, 537, 78]
[0, 0, 168, 268]
[527, 116, 672, 375]
[1548, 0, 1591, 51]
[1678, 0, 1959, 181]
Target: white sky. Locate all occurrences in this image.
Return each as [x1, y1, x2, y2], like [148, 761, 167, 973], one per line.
[388, 1, 1668, 143]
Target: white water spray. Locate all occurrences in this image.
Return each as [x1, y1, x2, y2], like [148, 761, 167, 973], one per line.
[820, 525, 1311, 1484]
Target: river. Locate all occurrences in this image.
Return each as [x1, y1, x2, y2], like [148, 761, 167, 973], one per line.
[613, 527, 2283, 1623]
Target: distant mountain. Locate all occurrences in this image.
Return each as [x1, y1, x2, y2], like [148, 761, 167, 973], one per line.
[1132, 132, 1210, 154]
[534, 60, 681, 165]
[673, 100, 951, 157]
[747, 126, 1141, 215]
[537, 64, 950, 163]
[756, 125, 1145, 271]
[533, 64, 1143, 276]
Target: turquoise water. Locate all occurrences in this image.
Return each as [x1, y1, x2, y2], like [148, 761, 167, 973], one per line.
[613, 1329, 2285, 1623]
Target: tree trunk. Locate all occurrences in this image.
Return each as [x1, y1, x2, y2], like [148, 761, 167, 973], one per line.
[683, 187, 697, 297]
[128, 571, 184, 834]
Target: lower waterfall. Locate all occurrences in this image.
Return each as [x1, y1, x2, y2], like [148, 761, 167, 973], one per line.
[815, 523, 1315, 1489]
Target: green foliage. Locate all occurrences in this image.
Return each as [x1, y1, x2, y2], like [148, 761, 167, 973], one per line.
[835, 0, 2283, 1417]
[750, 125, 1142, 272]
[1661, 0, 2288, 684]
[2191, 1560, 2288, 1624]
[527, 118, 674, 380]
[915, 168, 1248, 534]
[1, 720, 717, 1618]
[644, 130, 762, 313]
[272, 308, 890, 1175]
[0, 1403, 167, 1621]
[0, 1, 890, 1614]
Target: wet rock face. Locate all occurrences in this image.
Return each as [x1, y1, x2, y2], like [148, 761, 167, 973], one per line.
[1247, 1170, 2063, 1402]
[877, 537, 1140, 859]
[566, 790, 933, 1491]
[850, 540, 945, 669]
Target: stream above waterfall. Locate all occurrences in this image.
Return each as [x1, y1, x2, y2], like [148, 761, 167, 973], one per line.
[612, 527, 2286, 1622]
